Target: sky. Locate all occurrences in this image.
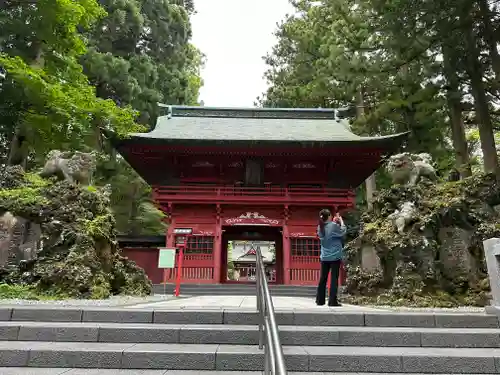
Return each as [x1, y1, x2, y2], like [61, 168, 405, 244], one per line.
[190, 0, 294, 108]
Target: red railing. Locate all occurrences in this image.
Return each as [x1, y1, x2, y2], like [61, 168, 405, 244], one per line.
[153, 185, 355, 205]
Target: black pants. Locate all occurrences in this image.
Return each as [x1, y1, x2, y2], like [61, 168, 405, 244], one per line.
[316, 260, 341, 305]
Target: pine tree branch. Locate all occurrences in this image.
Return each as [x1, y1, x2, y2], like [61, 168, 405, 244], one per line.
[0, 0, 36, 9]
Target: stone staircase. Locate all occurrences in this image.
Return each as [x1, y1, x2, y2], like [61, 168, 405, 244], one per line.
[152, 283, 318, 297]
[0, 306, 499, 373]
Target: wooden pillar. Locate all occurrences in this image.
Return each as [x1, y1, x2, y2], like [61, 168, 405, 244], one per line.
[166, 223, 175, 248]
[165, 212, 175, 281]
[283, 206, 291, 285]
[166, 203, 174, 247]
[213, 205, 222, 284]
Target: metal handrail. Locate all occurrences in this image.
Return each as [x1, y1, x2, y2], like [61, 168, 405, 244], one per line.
[255, 246, 287, 375]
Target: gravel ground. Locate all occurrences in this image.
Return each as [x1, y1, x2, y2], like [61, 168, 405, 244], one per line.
[370, 305, 486, 313]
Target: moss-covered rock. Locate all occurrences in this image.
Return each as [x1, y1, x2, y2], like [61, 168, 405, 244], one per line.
[0, 166, 152, 299]
[344, 174, 500, 307]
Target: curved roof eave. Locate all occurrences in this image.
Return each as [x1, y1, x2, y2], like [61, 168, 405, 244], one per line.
[103, 128, 410, 151]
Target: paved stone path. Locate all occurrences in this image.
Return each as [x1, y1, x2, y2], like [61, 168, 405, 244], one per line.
[128, 295, 385, 311]
[0, 294, 486, 313]
[3, 371, 487, 375]
[3, 370, 448, 375]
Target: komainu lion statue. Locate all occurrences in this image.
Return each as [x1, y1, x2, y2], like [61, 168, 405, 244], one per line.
[40, 150, 96, 185]
[387, 152, 437, 185]
[387, 201, 416, 234]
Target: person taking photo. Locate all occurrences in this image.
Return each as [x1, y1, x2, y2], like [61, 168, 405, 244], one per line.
[316, 208, 346, 307]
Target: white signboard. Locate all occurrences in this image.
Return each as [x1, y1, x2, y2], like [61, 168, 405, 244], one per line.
[158, 248, 176, 268]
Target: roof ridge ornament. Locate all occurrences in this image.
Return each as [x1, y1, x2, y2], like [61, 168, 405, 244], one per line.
[157, 103, 173, 118]
[161, 104, 351, 120]
[334, 106, 354, 121]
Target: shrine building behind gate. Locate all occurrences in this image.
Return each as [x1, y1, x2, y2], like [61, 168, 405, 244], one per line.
[107, 105, 408, 286]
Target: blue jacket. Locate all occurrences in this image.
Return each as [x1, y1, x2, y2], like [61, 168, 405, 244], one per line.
[317, 221, 347, 261]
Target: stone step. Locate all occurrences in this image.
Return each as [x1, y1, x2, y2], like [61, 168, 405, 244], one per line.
[156, 284, 318, 291]
[0, 371, 491, 375]
[1, 342, 500, 373]
[1, 322, 500, 348]
[0, 371, 261, 375]
[0, 307, 496, 328]
[153, 283, 317, 297]
[154, 289, 315, 297]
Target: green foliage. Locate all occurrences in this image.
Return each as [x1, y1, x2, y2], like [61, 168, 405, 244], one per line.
[0, 284, 69, 301]
[0, 284, 37, 299]
[227, 242, 235, 280]
[0, 171, 51, 213]
[81, 0, 204, 126]
[0, 0, 105, 61]
[0, 0, 202, 234]
[0, 166, 152, 299]
[78, 0, 202, 233]
[261, 0, 451, 154]
[262, 0, 500, 194]
[24, 173, 50, 188]
[0, 187, 49, 208]
[0, 54, 141, 144]
[344, 174, 500, 307]
[0, 0, 143, 167]
[82, 214, 115, 240]
[95, 158, 166, 235]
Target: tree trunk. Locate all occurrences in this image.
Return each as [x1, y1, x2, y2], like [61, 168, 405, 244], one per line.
[398, 64, 422, 152]
[128, 180, 140, 236]
[356, 87, 376, 209]
[463, 15, 500, 176]
[448, 99, 472, 178]
[442, 46, 472, 178]
[7, 45, 45, 167]
[478, 0, 500, 85]
[365, 174, 376, 210]
[93, 119, 104, 152]
[7, 126, 27, 167]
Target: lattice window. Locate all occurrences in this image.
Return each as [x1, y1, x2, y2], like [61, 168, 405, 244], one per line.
[290, 238, 320, 257]
[186, 236, 214, 254]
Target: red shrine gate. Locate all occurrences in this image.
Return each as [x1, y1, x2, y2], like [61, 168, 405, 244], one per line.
[160, 206, 355, 285]
[106, 105, 408, 286]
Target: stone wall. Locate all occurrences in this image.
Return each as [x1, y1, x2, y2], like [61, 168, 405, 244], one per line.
[344, 174, 500, 307]
[0, 212, 41, 268]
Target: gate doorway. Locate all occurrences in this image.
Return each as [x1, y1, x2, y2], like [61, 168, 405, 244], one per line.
[221, 225, 283, 284]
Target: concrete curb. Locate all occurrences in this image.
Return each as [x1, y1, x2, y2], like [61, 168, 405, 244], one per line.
[0, 322, 499, 348]
[0, 307, 497, 327]
[0, 342, 499, 372]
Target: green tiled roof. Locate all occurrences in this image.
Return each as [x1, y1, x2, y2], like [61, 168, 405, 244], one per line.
[124, 105, 407, 144]
[104, 106, 410, 188]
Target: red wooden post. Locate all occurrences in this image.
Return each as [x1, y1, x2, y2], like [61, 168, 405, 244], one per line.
[165, 220, 175, 285]
[282, 224, 291, 285]
[213, 217, 222, 283]
[174, 244, 185, 297]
